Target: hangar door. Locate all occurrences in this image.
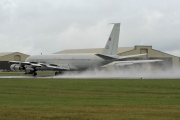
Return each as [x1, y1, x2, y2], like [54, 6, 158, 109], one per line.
[14, 55, 21, 61]
[140, 48, 148, 54]
[140, 48, 148, 59]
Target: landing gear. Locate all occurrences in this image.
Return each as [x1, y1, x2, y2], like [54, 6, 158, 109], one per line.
[33, 72, 37, 76]
[55, 72, 58, 76]
[24, 71, 37, 76]
[23, 67, 37, 76]
[55, 71, 63, 76]
[27, 69, 37, 76]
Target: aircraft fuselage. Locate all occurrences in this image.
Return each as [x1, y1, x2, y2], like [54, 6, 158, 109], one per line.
[25, 54, 110, 70]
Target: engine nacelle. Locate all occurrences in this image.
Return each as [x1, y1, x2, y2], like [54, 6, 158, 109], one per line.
[10, 64, 22, 71]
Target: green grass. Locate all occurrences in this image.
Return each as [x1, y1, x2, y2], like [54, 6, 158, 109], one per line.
[0, 78, 180, 120]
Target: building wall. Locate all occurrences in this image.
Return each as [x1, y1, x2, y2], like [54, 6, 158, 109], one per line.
[0, 61, 10, 71]
[0, 52, 29, 70]
[119, 46, 180, 69]
[0, 52, 29, 61]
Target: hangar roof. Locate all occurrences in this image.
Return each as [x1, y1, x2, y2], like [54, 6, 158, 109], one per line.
[54, 47, 134, 54]
[0, 52, 29, 57]
[0, 52, 29, 61]
[54, 46, 180, 59]
[0, 52, 14, 57]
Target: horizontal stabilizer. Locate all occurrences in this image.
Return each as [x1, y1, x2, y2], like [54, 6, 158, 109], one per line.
[127, 59, 163, 63]
[95, 54, 119, 60]
[96, 53, 147, 60]
[102, 59, 163, 67]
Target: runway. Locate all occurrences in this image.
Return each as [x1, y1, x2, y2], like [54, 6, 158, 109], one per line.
[0, 75, 180, 79]
[0, 76, 142, 79]
[0, 69, 180, 79]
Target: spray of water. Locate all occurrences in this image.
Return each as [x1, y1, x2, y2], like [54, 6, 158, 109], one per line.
[54, 64, 180, 79]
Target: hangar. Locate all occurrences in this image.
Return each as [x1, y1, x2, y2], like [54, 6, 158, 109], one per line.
[0, 52, 29, 71]
[54, 46, 180, 69]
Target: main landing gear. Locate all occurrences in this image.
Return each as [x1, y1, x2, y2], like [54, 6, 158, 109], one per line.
[25, 69, 37, 76]
[32, 69, 37, 76]
[33, 72, 37, 76]
[55, 71, 63, 76]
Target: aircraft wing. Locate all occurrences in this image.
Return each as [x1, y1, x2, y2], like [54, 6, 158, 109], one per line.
[46, 64, 70, 70]
[95, 54, 119, 60]
[9, 61, 71, 70]
[102, 59, 163, 67]
[9, 61, 40, 66]
[96, 53, 147, 60]
[9, 61, 22, 64]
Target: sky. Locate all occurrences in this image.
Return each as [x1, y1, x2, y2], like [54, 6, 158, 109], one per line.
[0, 0, 180, 56]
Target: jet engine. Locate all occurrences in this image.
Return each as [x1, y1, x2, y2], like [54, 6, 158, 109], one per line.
[10, 64, 22, 71]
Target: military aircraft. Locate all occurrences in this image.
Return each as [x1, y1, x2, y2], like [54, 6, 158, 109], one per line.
[9, 23, 162, 76]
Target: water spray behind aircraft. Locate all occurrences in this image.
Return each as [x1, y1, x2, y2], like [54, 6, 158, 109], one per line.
[54, 64, 180, 79]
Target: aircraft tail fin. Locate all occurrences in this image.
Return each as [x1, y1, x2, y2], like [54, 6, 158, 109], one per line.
[101, 23, 120, 55]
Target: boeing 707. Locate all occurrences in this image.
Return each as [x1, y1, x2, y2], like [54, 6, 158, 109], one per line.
[9, 23, 162, 76]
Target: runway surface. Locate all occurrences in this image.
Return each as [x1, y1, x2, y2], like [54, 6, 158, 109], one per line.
[0, 75, 180, 79]
[0, 69, 180, 79]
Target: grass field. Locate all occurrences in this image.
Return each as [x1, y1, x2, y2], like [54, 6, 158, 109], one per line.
[0, 78, 180, 120]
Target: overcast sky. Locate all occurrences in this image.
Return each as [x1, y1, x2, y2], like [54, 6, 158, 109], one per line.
[0, 0, 180, 56]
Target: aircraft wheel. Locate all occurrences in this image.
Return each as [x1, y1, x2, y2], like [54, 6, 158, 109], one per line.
[55, 71, 63, 76]
[33, 72, 37, 76]
[55, 72, 59, 76]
